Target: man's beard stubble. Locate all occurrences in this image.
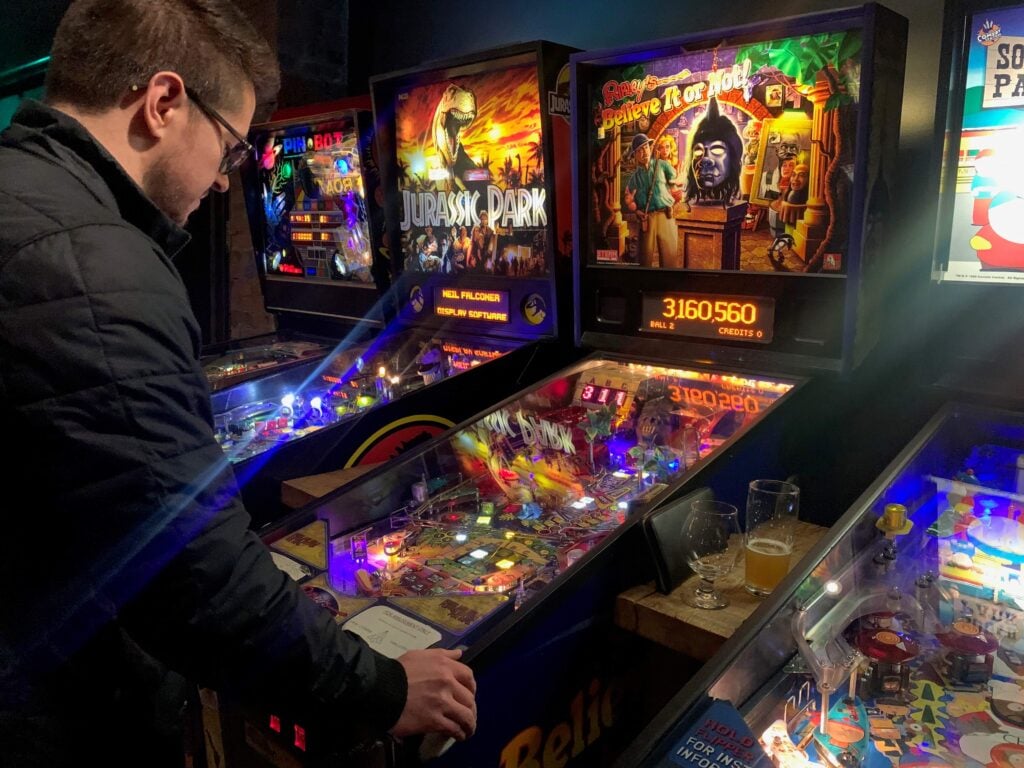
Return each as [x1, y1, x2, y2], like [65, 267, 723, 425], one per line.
[142, 154, 196, 226]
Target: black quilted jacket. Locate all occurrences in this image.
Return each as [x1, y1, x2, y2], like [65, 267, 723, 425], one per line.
[0, 101, 406, 766]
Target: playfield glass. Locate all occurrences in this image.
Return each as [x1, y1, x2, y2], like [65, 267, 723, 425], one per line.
[625, 403, 1024, 768]
[264, 357, 796, 646]
[211, 331, 521, 464]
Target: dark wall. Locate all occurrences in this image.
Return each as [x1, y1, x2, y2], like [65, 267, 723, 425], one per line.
[0, 0, 66, 75]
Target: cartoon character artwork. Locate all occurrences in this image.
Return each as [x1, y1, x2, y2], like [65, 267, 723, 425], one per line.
[684, 97, 744, 207]
[971, 148, 1000, 226]
[622, 133, 685, 268]
[584, 29, 863, 273]
[970, 191, 1024, 271]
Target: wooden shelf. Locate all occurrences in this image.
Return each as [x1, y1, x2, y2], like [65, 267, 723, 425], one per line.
[280, 463, 381, 509]
[615, 521, 828, 661]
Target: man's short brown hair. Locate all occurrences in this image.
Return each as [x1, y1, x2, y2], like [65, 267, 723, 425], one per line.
[45, 0, 279, 116]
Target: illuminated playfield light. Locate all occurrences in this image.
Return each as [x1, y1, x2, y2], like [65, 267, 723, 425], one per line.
[389, 376, 400, 384]
[571, 501, 587, 510]
[613, 470, 631, 478]
[618, 502, 629, 510]
[504, 531, 516, 540]
[496, 559, 515, 570]
[469, 549, 488, 560]
[455, 533, 468, 543]
[427, 168, 450, 181]
[281, 393, 296, 409]
[824, 580, 842, 596]
[580, 497, 595, 505]
[310, 396, 322, 411]
[378, 366, 386, 377]
[476, 516, 492, 526]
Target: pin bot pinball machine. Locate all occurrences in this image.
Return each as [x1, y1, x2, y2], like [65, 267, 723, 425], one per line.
[213, 42, 578, 528]
[204, 97, 385, 395]
[618, 403, 1024, 768]
[202, 7, 908, 767]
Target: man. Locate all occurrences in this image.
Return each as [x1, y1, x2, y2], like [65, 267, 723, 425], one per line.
[0, 2, 476, 766]
[623, 133, 683, 268]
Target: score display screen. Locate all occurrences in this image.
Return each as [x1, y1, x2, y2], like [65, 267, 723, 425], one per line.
[580, 385, 628, 407]
[640, 292, 775, 343]
[666, 380, 765, 414]
[433, 287, 510, 323]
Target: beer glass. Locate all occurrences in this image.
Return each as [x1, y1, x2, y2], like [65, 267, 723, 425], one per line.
[744, 479, 800, 596]
[680, 499, 744, 609]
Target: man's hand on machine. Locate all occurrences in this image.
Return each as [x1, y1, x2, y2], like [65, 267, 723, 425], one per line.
[390, 648, 478, 741]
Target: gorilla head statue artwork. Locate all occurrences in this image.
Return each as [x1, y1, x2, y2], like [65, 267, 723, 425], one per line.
[685, 97, 744, 206]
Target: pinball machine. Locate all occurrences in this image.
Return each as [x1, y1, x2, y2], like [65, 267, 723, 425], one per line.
[618, 3, 1024, 767]
[212, 41, 579, 528]
[616, 403, 1024, 768]
[926, 0, 1024, 408]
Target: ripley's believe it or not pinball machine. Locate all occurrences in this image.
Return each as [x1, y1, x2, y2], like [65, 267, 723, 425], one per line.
[201, 6, 911, 768]
[616, 4, 1024, 768]
[207, 43, 579, 528]
[618, 404, 1024, 768]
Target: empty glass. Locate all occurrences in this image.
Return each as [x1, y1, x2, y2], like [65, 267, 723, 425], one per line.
[744, 479, 800, 596]
[680, 499, 744, 609]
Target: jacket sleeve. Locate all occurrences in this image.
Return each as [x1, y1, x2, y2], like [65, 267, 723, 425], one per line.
[0, 224, 406, 732]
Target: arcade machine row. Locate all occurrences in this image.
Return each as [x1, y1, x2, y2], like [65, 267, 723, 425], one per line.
[210, 42, 577, 528]
[928, 0, 1024, 408]
[616, 402, 1024, 768]
[204, 6, 908, 768]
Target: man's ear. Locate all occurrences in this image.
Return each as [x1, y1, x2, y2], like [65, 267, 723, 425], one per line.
[138, 71, 188, 141]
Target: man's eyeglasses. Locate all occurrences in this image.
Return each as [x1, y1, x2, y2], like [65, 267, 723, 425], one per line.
[185, 87, 253, 174]
[129, 84, 253, 174]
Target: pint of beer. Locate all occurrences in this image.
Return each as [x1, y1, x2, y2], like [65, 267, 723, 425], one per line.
[744, 479, 799, 596]
[745, 538, 793, 595]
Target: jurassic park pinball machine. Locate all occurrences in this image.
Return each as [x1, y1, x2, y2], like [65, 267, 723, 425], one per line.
[201, 7, 909, 767]
[212, 42, 578, 529]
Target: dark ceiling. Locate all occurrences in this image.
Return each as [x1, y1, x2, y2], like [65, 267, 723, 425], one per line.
[2, 0, 68, 76]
